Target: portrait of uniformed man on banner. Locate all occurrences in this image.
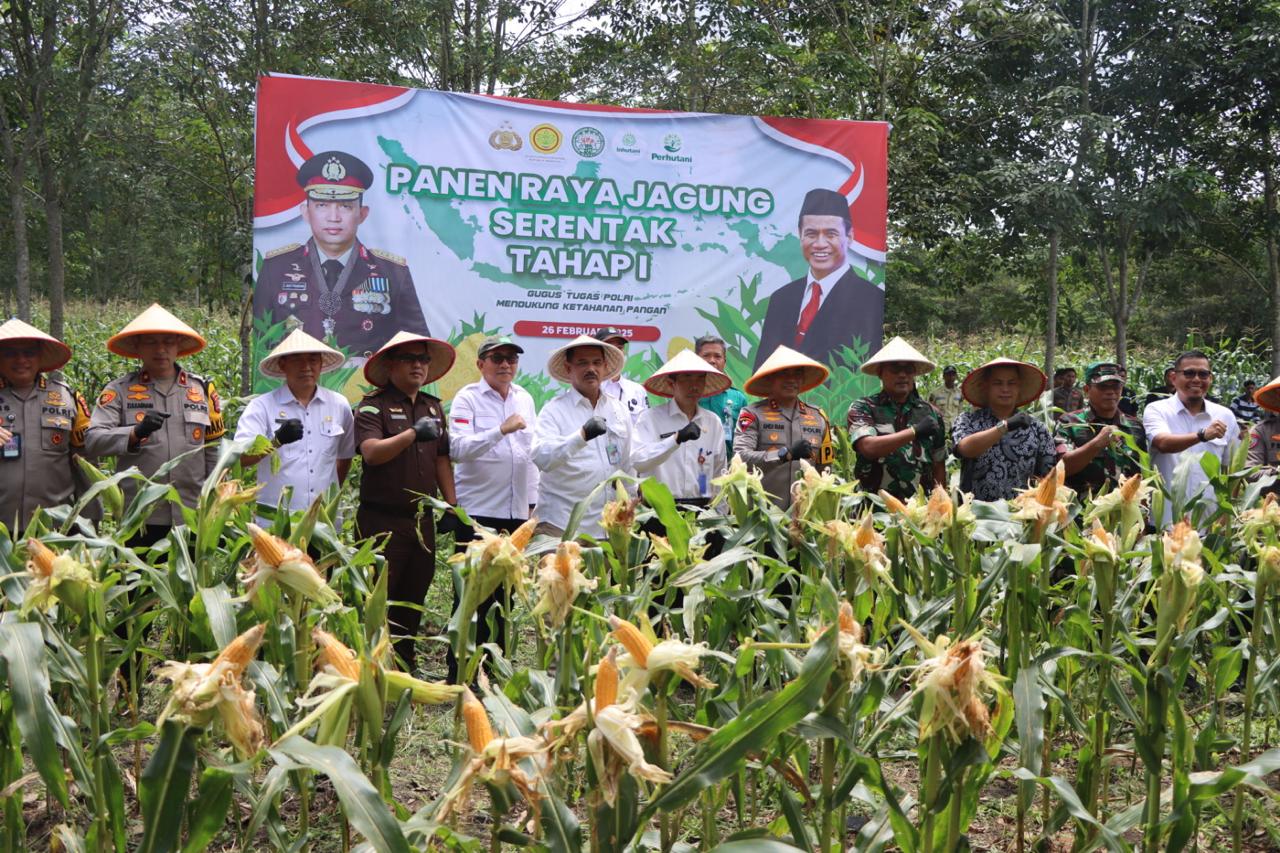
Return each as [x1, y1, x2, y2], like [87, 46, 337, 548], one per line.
[754, 187, 883, 372]
[254, 150, 430, 363]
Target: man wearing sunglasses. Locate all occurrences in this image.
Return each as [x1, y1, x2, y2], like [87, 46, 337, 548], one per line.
[1143, 350, 1239, 526]
[444, 336, 538, 679]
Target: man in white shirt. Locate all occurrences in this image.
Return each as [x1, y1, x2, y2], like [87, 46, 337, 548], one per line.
[594, 327, 649, 423]
[633, 349, 728, 507]
[446, 335, 538, 678]
[236, 329, 355, 516]
[1143, 349, 1240, 527]
[532, 334, 633, 539]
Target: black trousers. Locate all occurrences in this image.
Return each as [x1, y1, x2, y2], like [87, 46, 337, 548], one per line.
[357, 509, 435, 672]
[447, 514, 524, 682]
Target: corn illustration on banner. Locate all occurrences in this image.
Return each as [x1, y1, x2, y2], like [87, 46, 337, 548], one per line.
[252, 73, 888, 408]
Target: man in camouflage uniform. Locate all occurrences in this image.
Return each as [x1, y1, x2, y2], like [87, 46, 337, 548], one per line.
[1055, 361, 1146, 495]
[847, 337, 945, 499]
[1246, 375, 1280, 489]
[86, 305, 226, 545]
[0, 319, 91, 532]
[734, 345, 834, 509]
[927, 365, 965, 425]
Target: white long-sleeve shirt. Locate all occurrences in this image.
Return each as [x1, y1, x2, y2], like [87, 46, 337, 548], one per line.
[532, 387, 633, 536]
[448, 378, 539, 520]
[632, 400, 726, 499]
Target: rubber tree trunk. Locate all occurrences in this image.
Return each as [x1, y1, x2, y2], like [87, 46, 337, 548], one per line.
[1044, 227, 1059, 380]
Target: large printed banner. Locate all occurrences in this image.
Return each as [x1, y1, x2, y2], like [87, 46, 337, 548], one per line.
[252, 73, 888, 411]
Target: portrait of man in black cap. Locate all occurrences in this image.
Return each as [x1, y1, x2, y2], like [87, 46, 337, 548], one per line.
[254, 150, 430, 362]
[753, 188, 884, 370]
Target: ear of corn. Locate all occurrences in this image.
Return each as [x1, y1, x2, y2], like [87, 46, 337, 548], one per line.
[462, 687, 494, 753]
[312, 628, 361, 681]
[595, 648, 619, 710]
[211, 623, 267, 679]
[609, 615, 653, 668]
[247, 523, 288, 567]
[26, 539, 57, 578]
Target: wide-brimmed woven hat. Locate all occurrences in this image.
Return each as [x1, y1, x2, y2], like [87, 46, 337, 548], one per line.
[0, 318, 71, 372]
[1254, 374, 1280, 413]
[546, 335, 625, 384]
[259, 329, 345, 379]
[961, 357, 1046, 408]
[860, 336, 936, 378]
[643, 349, 731, 398]
[107, 304, 206, 358]
[362, 330, 456, 387]
[744, 345, 829, 397]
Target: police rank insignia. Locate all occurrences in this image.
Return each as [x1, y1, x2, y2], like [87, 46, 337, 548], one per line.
[187, 386, 204, 404]
[45, 390, 66, 407]
[352, 277, 391, 315]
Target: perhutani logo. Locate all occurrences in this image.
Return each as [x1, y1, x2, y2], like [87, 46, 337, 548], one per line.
[662, 133, 682, 152]
[571, 126, 605, 157]
[529, 123, 563, 154]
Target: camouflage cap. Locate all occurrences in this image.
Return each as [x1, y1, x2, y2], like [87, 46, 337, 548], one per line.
[1085, 361, 1124, 385]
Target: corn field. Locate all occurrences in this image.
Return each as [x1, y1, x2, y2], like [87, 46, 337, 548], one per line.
[2, 420, 1279, 853]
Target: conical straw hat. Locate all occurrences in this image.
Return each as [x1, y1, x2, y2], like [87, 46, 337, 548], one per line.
[961, 357, 1046, 408]
[258, 329, 345, 379]
[363, 330, 456, 387]
[860, 336, 936, 377]
[0, 318, 71, 372]
[643, 349, 731, 398]
[546, 335, 625, 384]
[107, 304, 206, 358]
[1254, 374, 1280, 413]
[743, 345, 829, 397]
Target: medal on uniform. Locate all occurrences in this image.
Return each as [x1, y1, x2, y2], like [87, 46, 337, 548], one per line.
[323, 317, 336, 337]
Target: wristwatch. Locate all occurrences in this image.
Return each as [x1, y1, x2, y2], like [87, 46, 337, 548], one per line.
[997, 420, 1010, 436]
[1195, 428, 1206, 443]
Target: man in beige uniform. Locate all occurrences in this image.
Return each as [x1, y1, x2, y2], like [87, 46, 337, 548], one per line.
[86, 304, 225, 546]
[0, 319, 91, 532]
[733, 345, 834, 509]
[1246, 374, 1280, 496]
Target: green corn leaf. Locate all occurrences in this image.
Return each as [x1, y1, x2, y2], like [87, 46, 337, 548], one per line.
[639, 626, 836, 821]
[539, 791, 584, 853]
[0, 622, 70, 808]
[181, 766, 237, 853]
[707, 841, 807, 852]
[138, 720, 199, 853]
[272, 737, 411, 853]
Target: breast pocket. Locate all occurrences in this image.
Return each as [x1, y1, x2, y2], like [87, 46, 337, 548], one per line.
[40, 415, 71, 453]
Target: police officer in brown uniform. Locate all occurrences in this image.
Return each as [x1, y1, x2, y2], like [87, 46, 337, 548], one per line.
[255, 151, 431, 359]
[355, 330, 458, 671]
[85, 305, 225, 545]
[1246, 374, 1280, 493]
[733, 345, 834, 508]
[0, 319, 91, 532]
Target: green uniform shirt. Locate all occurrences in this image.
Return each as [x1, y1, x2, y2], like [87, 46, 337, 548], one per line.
[699, 386, 748, 455]
[846, 390, 946, 499]
[1054, 407, 1146, 495]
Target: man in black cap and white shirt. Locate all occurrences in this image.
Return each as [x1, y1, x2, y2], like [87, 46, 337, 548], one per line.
[254, 149, 431, 358]
[754, 187, 884, 370]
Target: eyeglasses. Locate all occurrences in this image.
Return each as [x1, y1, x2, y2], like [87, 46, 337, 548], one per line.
[0, 347, 39, 359]
[1179, 369, 1212, 380]
[391, 353, 431, 364]
[485, 353, 519, 364]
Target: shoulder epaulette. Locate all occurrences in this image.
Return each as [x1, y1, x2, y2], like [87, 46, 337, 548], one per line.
[369, 247, 406, 265]
[264, 243, 301, 259]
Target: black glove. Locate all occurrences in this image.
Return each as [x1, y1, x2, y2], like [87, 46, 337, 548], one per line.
[412, 416, 441, 442]
[134, 410, 169, 440]
[675, 421, 701, 444]
[784, 438, 813, 461]
[582, 416, 607, 441]
[274, 418, 304, 446]
[911, 416, 939, 442]
[1004, 412, 1035, 432]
